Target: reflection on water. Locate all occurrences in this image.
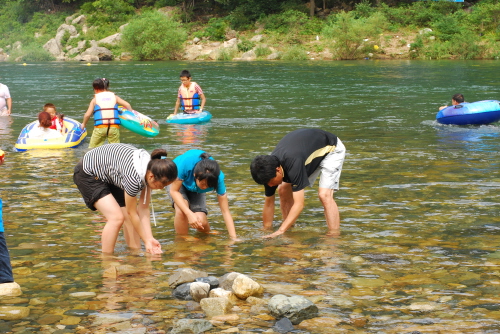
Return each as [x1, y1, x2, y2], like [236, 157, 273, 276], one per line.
[0, 61, 500, 332]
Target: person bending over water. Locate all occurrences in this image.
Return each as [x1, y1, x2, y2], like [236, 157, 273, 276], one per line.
[168, 149, 238, 240]
[439, 93, 465, 111]
[250, 128, 346, 239]
[73, 143, 177, 254]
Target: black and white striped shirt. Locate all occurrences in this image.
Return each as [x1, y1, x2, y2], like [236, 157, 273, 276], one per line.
[82, 143, 146, 197]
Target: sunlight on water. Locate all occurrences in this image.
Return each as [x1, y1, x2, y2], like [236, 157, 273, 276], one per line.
[0, 60, 499, 332]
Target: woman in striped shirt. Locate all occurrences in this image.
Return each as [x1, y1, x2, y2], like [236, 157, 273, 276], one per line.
[73, 143, 177, 254]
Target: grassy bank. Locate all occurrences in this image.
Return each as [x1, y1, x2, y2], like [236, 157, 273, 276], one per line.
[1, 0, 500, 61]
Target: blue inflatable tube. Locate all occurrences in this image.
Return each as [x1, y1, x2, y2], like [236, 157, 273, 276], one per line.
[166, 111, 212, 124]
[436, 100, 500, 125]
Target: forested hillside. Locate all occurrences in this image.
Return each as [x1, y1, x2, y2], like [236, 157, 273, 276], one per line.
[1, 0, 500, 61]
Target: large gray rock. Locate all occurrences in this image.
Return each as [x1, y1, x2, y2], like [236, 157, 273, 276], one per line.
[267, 52, 280, 60]
[199, 297, 232, 318]
[194, 276, 219, 290]
[72, 15, 86, 25]
[219, 272, 241, 290]
[208, 288, 238, 303]
[44, 38, 63, 58]
[99, 33, 122, 46]
[189, 282, 210, 302]
[232, 274, 263, 299]
[268, 295, 319, 325]
[67, 40, 87, 56]
[80, 43, 113, 61]
[223, 38, 239, 48]
[172, 283, 192, 301]
[168, 268, 208, 288]
[250, 34, 264, 42]
[56, 24, 78, 39]
[241, 50, 257, 61]
[170, 319, 212, 334]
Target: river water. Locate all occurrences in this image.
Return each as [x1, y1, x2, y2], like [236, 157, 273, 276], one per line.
[0, 60, 500, 333]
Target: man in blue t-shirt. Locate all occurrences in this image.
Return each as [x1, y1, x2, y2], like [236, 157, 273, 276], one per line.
[168, 149, 238, 240]
[250, 128, 346, 239]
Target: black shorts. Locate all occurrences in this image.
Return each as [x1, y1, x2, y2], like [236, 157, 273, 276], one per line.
[73, 160, 125, 211]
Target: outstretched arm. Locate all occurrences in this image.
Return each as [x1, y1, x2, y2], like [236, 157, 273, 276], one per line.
[116, 96, 132, 111]
[81, 98, 95, 130]
[125, 191, 162, 255]
[263, 189, 305, 239]
[173, 97, 181, 115]
[217, 193, 237, 239]
[262, 195, 275, 229]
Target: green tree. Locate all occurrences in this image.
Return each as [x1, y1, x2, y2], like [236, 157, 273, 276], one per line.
[322, 11, 387, 59]
[122, 10, 187, 60]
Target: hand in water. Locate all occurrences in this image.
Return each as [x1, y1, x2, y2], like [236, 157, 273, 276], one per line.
[146, 238, 163, 255]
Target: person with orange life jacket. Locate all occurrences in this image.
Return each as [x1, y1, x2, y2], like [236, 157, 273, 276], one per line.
[81, 78, 133, 148]
[171, 70, 206, 117]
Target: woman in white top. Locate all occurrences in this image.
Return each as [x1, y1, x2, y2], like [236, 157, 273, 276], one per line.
[28, 111, 62, 140]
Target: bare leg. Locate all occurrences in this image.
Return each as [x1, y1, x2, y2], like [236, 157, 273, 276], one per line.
[174, 202, 190, 235]
[278, 183, 294, 221]
[174, 202, 211, 234]
[318, 187, 340, 235]
[94, 194, 125, 253]
[121, 207, 141, 249]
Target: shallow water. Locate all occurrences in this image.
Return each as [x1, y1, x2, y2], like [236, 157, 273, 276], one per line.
[0, 60, 500, 333]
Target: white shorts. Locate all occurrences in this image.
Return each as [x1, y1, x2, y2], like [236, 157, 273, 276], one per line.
[307, 138, 346, 191]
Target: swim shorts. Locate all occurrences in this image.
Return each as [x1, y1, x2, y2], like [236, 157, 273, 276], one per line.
[167, 184, 208, 215]
[307, 138, 346, 191]
[73, 160, 125, 210]
[88, 126, 120, 148]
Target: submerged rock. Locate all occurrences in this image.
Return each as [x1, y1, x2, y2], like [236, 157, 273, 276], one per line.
[0, 306, 30, 320]
[268, 295, 319, 325]
[274, 317, 294, 333]
[200, 297, 232, 318]
[232, 274, 263, 299]
[170, 319, 213, 333]
[168, 268, 208, 288]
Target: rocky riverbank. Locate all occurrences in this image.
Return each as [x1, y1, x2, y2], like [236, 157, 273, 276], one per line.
[0, 8, 422, 63]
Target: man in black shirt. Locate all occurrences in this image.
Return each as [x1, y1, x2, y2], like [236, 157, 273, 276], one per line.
[250, 128, 346, 238]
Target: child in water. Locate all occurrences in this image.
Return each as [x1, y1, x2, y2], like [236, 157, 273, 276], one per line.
[43, 103, 66, 134]
[172, 70, 206, 116]
[29, 111, 63, 140]
[81, 78, 133, 148]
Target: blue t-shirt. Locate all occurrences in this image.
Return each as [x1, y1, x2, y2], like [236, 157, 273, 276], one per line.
[173, 149, 226, 195]
[0, 199, 4, 233]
